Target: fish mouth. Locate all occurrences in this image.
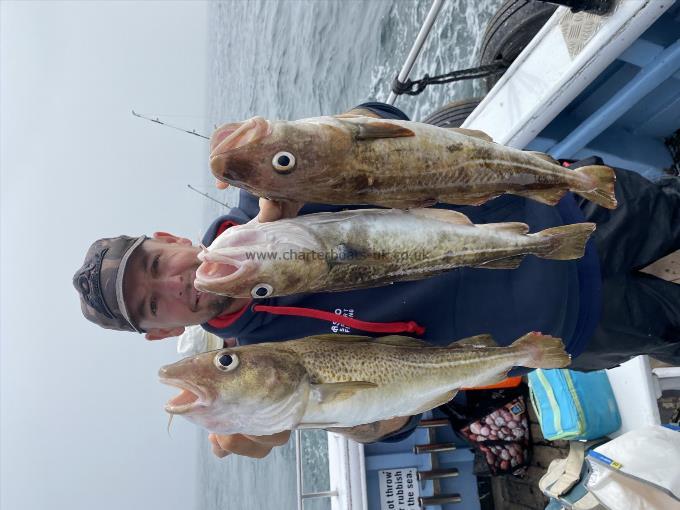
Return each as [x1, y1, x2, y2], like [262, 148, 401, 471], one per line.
[195, 229, 268, 294]
[210, 116, 271, 156]
[195, 253, 258, 294]
[159, 377, 212, 415]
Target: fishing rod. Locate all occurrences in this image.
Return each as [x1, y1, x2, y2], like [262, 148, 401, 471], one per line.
[187, 184, 230, 208]
[131, 109, 210, 139]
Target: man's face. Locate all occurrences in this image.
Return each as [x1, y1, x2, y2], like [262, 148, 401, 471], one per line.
[123, 234, 236, 336]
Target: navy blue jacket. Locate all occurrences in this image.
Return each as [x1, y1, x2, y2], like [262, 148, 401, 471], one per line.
[200, 103, 602, 440]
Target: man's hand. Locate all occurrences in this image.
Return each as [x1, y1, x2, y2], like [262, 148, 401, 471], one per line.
[208, 430, 291, 459]
[215, 180, 302, 223]
[207, 416, 410, 459]
[256, 197, 303, 223]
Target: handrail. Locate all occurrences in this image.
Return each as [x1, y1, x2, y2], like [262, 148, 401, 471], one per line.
[386, 0, 445, 105]
[295, 429, 338, 510]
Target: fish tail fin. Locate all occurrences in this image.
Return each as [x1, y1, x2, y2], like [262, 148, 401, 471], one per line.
[573, 165, 617, 209]
[511, 332, 571, 369]
[533, 222, 596, 260]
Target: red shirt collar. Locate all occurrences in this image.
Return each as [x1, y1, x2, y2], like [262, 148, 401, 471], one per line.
[207, 300, 252, 329]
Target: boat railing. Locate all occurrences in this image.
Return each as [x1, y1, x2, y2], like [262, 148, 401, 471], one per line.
[295, 429, 337, 510]
[386, 0, 445, 105]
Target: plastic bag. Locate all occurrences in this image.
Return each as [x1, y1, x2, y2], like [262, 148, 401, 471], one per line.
[176, 325, 226, 356]
[586, 425, 680, 510]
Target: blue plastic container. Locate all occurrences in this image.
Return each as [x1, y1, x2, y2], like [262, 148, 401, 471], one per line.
[528, 369, 621, 441]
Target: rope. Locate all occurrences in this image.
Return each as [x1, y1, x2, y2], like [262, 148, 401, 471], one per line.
[391, 60, 510, 97]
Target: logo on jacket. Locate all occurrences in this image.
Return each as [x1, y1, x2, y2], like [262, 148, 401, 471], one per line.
[331, 308, 354, 334]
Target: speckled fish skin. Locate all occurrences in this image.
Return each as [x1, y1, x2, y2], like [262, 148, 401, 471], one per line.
[194, 208, 596, 298]
[209, 115, 617, 209]
[158, 333, 570, 435]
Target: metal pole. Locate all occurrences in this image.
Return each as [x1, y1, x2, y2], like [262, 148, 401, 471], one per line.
[413, 442, 457, 454]
[418, 418, 450, 428]
[295, 430, 304, 510]
[417, 468, 460, 481]
[419, 494, 462, 506]
[301, 490, 339, 500]
[386, 0, 445, 105]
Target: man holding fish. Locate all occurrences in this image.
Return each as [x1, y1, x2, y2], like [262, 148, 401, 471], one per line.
[73, 102, 680, 459]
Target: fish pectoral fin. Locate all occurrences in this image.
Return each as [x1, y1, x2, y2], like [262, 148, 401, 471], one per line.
[337, 118, 416, 140]
[512, 188, 567, 205]
[474, 255, 524, 269]
[311, 381, 378, 404]
[477, 222, 530, 235]
[526, 151, 560, 165]
[447, 127, 494, 143]
[409, 208, 474, 225]
[449, 334, 499, 348]
[374, 335, 433, 348]
[411, 390, 459, 415]
[484, 370, 511, 387]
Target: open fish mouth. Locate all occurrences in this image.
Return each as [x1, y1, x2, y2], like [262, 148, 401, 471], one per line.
[195, 256, 257, 290]
[210, 116, 271, 156]
[195, 229, 269, 290]
[159, 377, 211, 415]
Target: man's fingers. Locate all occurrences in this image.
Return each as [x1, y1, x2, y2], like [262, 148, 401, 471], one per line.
[211, 443, 231, 458]
[244, 430, 291, 447]
[209, 433, 273, 459]
[208, 433, 231, 458]
[257, 198, 303, 223]
[257, 198, 282, 223]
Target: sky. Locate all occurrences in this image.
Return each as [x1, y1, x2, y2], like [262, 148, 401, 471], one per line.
[1, 2, 211, 509]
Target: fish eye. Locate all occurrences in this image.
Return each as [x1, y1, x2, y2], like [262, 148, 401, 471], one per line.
[272, 151, 296, 173]
[214, 352, 239, 372]
[251, 283, 273, 298]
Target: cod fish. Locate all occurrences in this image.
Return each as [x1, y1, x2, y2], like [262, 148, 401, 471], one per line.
[209, 114, 617, 209]
[194, 207, 595, 298]
[159, 332, 571, 435]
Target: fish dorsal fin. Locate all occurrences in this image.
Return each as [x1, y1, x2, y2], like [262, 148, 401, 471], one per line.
[526, 150, 560, 165]
[373, 335, 432, 347]
[448, 127, 494, 143]
[310, 334, 431, 348]
[449, 334, 498, 348]
[337, 118, 415, 140]
[409, 208, 474, 225]
[477, 222, 530, 235]
[309, 334, 373, 343]
[474, 255, 525, 269]
[513, 188, 567, 206]
[311, 381, 378, 404]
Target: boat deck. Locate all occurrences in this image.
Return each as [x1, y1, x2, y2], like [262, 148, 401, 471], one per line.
[490, 251, 680, 510]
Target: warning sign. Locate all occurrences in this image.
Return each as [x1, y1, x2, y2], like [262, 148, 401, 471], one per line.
[378, 468, 420, 510]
